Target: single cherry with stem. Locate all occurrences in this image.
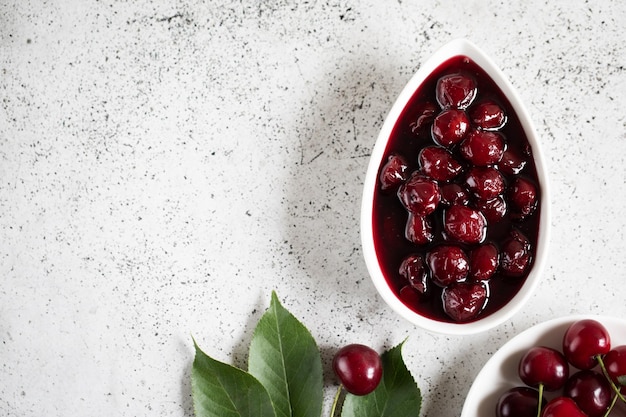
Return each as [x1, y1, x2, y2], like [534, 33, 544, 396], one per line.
[562, 319, 611, 370]
[518, 346, 569, 417]
[331, 344, 383, 417]
[562, 319, 626, 409]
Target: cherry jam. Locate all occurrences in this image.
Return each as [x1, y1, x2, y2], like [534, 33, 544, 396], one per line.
[372, 56, 541, 323]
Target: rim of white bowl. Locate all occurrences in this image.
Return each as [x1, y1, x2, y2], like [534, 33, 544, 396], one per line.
[360, 38, 551, 335]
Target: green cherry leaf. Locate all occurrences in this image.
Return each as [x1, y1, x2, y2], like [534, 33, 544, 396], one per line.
[617, 374, 626, 387]
[191, 339, 277, 417]
[341, 341, 421, 417]
[248, 291, 323, 417]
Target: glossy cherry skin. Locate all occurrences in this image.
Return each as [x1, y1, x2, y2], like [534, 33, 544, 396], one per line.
[435, 72, 477, 109]
[541, 396, 587, 417]
[603, 345, 626, 394]
[476, 196, 507, 224]
[563, 319, 611, 370]
[459, 130, 505, 166]
[404, 213, 434, 245]
[469, 243, 499, 280]
[508, 177, 538, 220]
[426, 245, 469, 287]
[496, 386, 545, 417]
[440, 183, 470, 206]
[443, 205, 486, 244]
[398, 254, 429, 294]
[563, 370, 612, 417]
[470, 99, 507, 130]
[500, 229, 532, 277]
[419, 145, 463, 181]
[465, 166, 505, 200]
[519, 346, 569, 391]
[498, 149, 527, 175]
[379, 154, 409, 191]
[431, 109, 470, 147]
[397, 173, 441, 215]
[441, 281, 488, 322]
[332, 344, 383, 396]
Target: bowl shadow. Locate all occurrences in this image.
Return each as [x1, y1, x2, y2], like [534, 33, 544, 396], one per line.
[278, 49, 414, 316]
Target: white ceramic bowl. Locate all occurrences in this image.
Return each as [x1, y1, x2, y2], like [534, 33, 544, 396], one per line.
[460, 315, 626, 416]
[360, 39, 551, 335]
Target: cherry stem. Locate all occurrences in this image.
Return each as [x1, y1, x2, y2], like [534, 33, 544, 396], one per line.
[596, 354, 626, 403]
[602, 392, 618, 417]
[535, 383, 544, 417]
[330, 384, 343, 417]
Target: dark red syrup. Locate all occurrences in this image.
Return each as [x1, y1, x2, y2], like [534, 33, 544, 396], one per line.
[373, 56, 541, 323]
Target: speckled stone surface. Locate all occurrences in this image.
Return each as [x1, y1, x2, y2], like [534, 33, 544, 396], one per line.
[1, 1, 625, 416]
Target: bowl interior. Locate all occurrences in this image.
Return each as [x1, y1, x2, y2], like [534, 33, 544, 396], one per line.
[360, 39, 551, 335]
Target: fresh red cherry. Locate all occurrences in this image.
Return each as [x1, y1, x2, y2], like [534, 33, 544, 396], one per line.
[398, 254, 429, 294]
[332, 344, 383, 396]
[431, 109, 470, 147]
[500, 229, 532, 277]
[397, 172, 440, 215]
[496, 386, 546, 417]
[469, 243, 499, 280]
[379, 154, 409, 191]
[519, 346, 569, 391]
[404, 213, 434, 245]
[470, 99, 507, 130]
[426, 245, 469, 287]
[601, 345, 626, 394]
[441, 281, 488, 322]
[440, 183, 470, 206]
[541, 397, 586, 417]
[409, 101, 438, 135]
[475, 196, 507, 223]
[563, 319, 611, 370]
[459, 130, 505, 166]
[419, 145, 463, 181]
[443, 205, 486, 244]
[498, 149, 527, 175]
[508, 177, 538, 220]
[563, 370, 612, 417]
[435, 72, 477, 109]
[465, 166, 505, 200]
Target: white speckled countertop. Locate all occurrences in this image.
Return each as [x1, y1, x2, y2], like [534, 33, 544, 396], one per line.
[1, 1, 625, 416]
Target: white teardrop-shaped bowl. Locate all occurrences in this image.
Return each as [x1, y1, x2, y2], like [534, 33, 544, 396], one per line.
[360, 39, 551, 335]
